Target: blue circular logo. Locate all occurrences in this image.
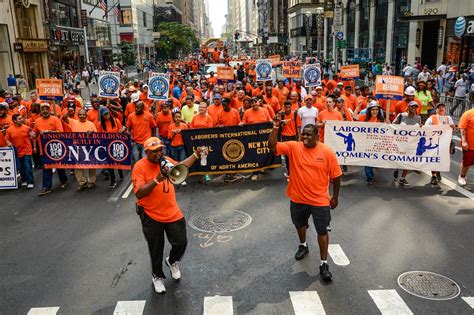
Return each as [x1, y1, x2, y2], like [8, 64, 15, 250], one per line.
[149, 76, 169, 97]
[256, 62, 272, 79]
[455, 17, 466, 37]
[100, 75, 119, 95]
[304, 67, 321, 85]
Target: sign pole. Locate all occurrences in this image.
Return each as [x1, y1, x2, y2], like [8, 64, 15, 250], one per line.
[385, 99, 391, 123]
[83, 26, 90, 65]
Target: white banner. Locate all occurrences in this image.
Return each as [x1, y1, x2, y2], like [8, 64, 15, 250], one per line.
[148, 73, 169, 100]
[98, 71, 120, 98]
[256, 59, 272, 81]
[325, 121, 452, 171]
[303, 64, 322, 88]
[0, 147, 18, 189]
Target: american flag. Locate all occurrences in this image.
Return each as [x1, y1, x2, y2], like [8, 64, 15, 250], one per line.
[99, 0, 107, 17]
[113, 2, 122, 24]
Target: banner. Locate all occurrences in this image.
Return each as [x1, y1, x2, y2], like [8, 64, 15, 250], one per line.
[340, 65, 360, 80]
[148, 73, 170, 100]
[181, 123, 282, 175]
[217, 66, 235, 80]
[256, 59, 273, 81]
[0, 148, 18, 189]
[324, 121, 452, 171]
[282, 61, 302, 78]
[375, 75, 404, 100]
[40, 132, 132, 170]
[36, 79, 63, 97]
[99, 71, 120, 98]
[303, 64, 322, 88]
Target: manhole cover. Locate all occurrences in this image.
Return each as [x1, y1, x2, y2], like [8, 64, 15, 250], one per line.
[188, 210, 252, 233]
[397, 271, 460, 300]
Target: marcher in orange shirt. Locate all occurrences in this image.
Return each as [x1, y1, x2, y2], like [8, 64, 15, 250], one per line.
[280, 101, 302, 177]
[61, 102, 79, 132]
[317, 95, 343, 143]
[394, 86, 422, 116]
[207, 72, 218, 86]
[458, 108, 474, 186]
[240, 98, 273, 124]
[155, 100, 174, 155]
[132, 137, 206, 293]
[269, 116, 341, 282]
[34, 103, 68, 195]
[126, 101, 157, 162]
[230, 89, 245, 110]
[217, 98, 241, 126]
[207, 94, 224, 122]
[0, 102, 13, 147]
[277, 80, 290, 108]
[87, 98, 101, 124]
[5, 113, 34, 188]
[341, 86, 357, 111]
[168, 111, 189, 167]
[313, 86, 327, 112]
[263, 85, 281, 113]
[190, 102, 214, 128]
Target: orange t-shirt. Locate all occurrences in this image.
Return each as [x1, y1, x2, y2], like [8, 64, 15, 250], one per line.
[355, 96, 369, 111]
[33, 116, 63, 154]
[155, 111, 174, 138]
[317, 109, 343, 142]
[264, 95, 281, 113]
[342, 94, 357, 111]
[190, 114, 214, 129]
[216, 108, 241, 126]
[282, 111, 301, 137]
[126, 112, 156, 144]
[124, 102, 149, 118]
[230, 97, 243, 110]
[394, 99, 422, 115]
[86, 108, 100, 124]
[132, 157, 183, 223]
[168, 122, 188, 146]
[357, 114, 382, 123]
[67, 119, 98, 132]
[276, 141, 342, 206]
[242, 108, 272, 124]
[207, 104, 223, 123]
[207, 76, 218, 85]
[252, 87, 263, 97]
[0, 116, 13, 147]
[459, 109, 474, 150]
[5, 124, 32, 157]
[339, 108, 354, 121]
[96, 118, 122, 133]
[277, 87, 290, 106]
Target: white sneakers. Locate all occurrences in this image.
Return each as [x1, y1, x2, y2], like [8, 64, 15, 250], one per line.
[152, 276, 166, 294]
[166, 257, 181, 280]
[458, 176, 467, 186]
[27, 183, 34, 189]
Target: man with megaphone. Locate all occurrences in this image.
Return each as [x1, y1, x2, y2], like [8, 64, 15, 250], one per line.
[132, 136, 207, 294]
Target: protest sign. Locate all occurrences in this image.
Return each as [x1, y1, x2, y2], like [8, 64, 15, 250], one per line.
[303, 64, 322, 88]
[282, 61, 302, 78]
[375, 75, 405, 100]
[256, 59, 273, 81]
[340, 65, 360, 80]
[0, 148, 17, 189]
[325, 121, 452, 171]
[181, 123, 281, 175]
[98, 71, 120, 98]
[148, 73, 170, 100]
[40, 132, 132, 170]
[36, 79, 63, 97]
[269, 55, 281, 66]
[217, 67, 235, 80]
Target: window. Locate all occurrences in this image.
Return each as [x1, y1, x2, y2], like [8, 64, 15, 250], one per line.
[51, 2, 78, 27]
[143, 12, 147, 27]
[121, 8, 132, 26]
[0, 24, 13, 90]
[15, 4, 38, 39]
[83, 0, 98, 5]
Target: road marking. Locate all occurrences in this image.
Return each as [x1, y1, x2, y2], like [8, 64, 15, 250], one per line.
[289, 291, 326, 315]
[122, 184, 134, 199]
[421, 170, 474, 200]
[368, 290, 412, 315]
[113, 300, 146, 314]
[462, 297, 474, 309]
[203, 296, 233, 315]
[328, 244, 350, 266]
[108, 174, 131, 202]
[27, 307, 60, 315]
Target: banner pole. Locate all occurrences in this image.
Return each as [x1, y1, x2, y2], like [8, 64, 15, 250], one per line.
[385, 99, 391, 123]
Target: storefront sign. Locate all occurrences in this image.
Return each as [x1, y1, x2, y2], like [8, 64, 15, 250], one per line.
[454, 16, 474, 37]
[325, 121, 452, 171]
[375, 75, 404, 100]
[43, 0, 51, 22]
[13, 43, 23, 52]
[19, 39, 48, 52]
[148, 73, 169, 100]
[51, 27, 85, 44]
[99, 71, 120, 98]
[81, 10, 88, 27]
[217, 67, 234, 80]
[0, 148, 17, 190]
[256, 59, 272, 81]
[36, 79, 63, 97]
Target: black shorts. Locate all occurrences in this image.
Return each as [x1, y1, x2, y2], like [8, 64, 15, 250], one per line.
[290, 201, 331, 235]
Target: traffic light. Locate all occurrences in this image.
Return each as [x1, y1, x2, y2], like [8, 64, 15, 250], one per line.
[234, 32, 240, 40]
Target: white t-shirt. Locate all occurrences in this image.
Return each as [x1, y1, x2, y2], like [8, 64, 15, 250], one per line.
[81, 70, 89, 78]
[454, 79, 468, 98]
[417, 71, 431, 82]
[298, 106, 318, 130]
[425, 114, 454, 126]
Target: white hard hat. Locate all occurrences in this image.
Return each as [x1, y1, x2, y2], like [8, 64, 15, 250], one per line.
[405, 86, 416, 96]
[131, 93, 140, 102]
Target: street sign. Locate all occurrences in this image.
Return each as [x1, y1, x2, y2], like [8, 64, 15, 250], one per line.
[336, 40, 347, 48]
[336, 32, 344, 40]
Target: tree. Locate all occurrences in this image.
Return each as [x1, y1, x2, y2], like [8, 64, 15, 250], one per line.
[154, 22, 199, 59]
[113, 42, 137, 66]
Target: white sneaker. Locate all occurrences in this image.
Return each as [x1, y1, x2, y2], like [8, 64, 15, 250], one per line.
[458, 176, 467, 186]
[27, 183, 34, 189]
[152, 276, 166, 293]
[21, 182, 27, 187]
[166, 257, 181, 280]
[180, 181, 187, 186]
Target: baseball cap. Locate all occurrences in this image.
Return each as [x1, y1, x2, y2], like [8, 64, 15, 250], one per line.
[304, 95, 313, 100]
[131, 93, 140, 102]
[344, 85, 352, 90]
[408, 101, 419, 107]
[67, 102, 76, 109]
[337, 82, 344, 86]
[214, 94, 222, 99]
[164, 99, 173, 105]
[336, 97, 345, 103]
[40, 103, 51, 108]
[142, 84, 149, 89]
[315, 86, 323, 90]
[0, 102, 8, 109]
[367, 100, 380, 108]
[144, 137, 165, 151]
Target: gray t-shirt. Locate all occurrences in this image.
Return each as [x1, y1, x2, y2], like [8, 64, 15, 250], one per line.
[394, 113, 421, 126]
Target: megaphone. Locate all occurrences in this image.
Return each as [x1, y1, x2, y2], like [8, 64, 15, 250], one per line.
[160, 158, 189, 185]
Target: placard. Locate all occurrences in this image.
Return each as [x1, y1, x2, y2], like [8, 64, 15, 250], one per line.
[269, 55, 281, 66]
[375, 75, 405, 100]
[148, 73, 170, 100]
[0, 148, 17, 189]
[282, 61, 302, 78]
[256, 59, 273, 81]
[303, 64, 322, 88]
[217, 67, 235, 80]
[36, 79, 63, 97]
[340, 65, 360, 80]
[98, 71, 120, 98]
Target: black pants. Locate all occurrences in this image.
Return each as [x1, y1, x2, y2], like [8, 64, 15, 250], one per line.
[108, 168, 123, 184]
[281, 135, 297, 175]
[141, 212, 187, 278]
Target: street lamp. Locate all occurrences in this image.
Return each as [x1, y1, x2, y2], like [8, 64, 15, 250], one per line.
[305, 11, 312, 57]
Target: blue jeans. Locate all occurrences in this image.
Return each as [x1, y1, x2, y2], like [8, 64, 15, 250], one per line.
[159, 136, 172, 156]
[171, 146, 186, 162]
[19, 155, 34, 184]
[42, 168, 68, 190]
[365, 166, 374, 180]
[132, 142, 145, 163]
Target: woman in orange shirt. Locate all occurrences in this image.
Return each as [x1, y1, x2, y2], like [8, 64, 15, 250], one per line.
[168, 111, 189, 166]
[190, 102, 214, 129]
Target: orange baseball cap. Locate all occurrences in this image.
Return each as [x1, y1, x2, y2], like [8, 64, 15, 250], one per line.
[144, 137, 165, 151]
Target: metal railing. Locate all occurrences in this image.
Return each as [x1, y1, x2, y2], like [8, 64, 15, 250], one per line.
[439, 95, 473, 121]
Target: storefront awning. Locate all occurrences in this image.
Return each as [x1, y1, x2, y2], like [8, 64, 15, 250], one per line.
[398, 14, 446, 22]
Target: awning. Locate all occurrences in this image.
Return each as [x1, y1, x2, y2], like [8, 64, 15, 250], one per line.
[397, 14, 446, 22]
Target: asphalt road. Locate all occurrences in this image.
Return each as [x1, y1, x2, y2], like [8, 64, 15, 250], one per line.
[1, 141, 473, 314]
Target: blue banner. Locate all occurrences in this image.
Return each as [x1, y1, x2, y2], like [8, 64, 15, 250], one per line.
[40, 132, 132, 170]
